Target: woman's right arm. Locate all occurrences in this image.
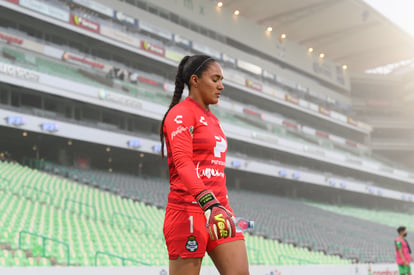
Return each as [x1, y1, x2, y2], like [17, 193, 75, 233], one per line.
[164, 107, 206, 197]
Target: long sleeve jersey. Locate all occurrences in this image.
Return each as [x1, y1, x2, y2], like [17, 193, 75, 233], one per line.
[163, 97, 229, 211]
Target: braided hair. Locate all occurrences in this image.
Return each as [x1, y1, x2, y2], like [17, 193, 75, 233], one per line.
[159, 55, 215, 158]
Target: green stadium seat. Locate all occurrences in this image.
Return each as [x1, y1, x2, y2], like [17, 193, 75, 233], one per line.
[0, 160, 354, 266]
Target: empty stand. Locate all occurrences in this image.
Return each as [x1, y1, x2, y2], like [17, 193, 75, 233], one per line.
[0, 160, 350, 266]
[27, 160, 399, 263]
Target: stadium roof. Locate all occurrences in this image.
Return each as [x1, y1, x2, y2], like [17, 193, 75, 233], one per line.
[220, 0, 414, 75]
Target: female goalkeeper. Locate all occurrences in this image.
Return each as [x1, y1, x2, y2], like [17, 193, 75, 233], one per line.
[160, 55, 249, 275]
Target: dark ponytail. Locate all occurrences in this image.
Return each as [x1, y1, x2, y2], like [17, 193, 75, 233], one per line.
[159, 56, 190, 158]
[159, 55, 215, 158]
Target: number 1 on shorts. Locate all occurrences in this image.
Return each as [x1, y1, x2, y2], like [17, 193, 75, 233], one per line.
[189, 215, 194, 233]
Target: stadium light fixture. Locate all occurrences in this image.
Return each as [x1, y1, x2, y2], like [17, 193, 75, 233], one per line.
[217, 2, 223, 8]
[266, 26, 273, 32]
[106, 147, 111, 152]
[342, 64, 348, 70]
[22, 131, 28, 137]
[308, 47, 314, 53]
[234, 10, 240, 16]
[319, 53, 325, 59]
[280, 33, 287, 40]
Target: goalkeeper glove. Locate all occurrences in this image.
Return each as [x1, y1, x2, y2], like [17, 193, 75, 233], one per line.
[195, 190, 236, 241]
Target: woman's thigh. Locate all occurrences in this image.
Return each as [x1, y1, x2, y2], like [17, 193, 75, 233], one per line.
[208, 240, 249, 275]
[169, 256, 203, 275]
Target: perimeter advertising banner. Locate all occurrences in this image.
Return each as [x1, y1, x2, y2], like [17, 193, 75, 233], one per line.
[69, 14, 100, 33]
[0, 32, 23, 44]
[0, 63, 40, 82]
[284, 94, 299, 105]
[62, 52, 105, 70]
[139, 20, 172, 41]
[113, 11, 137, 26]
[347, 117, 358, 127]
[72, 0, 113, 17]
[318, 106, 331, 116]
[100, 25, 140, 48]
[19, 0, 69, 21]
[245, 79, 263, 92]
[165, 49, 185, 63]
[140, 40, 165, 57]
[8, 263, 389, 275]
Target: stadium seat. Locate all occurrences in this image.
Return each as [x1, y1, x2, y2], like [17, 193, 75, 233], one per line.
[0, 160, 354, 266]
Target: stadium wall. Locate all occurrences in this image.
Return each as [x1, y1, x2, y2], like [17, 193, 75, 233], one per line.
[0, 264, 399, 275]
[95, 0, 352, 97]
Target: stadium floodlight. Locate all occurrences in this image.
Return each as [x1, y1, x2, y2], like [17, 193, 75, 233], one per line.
[217, 2, 223, 8]
[266, 26, 273, 32]
[234, 10, 240, 16]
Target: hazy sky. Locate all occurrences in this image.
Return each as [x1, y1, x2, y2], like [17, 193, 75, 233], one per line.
[364, 0, 414, 38]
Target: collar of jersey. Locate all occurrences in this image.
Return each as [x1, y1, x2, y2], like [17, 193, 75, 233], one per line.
[185, 97, 211, 115]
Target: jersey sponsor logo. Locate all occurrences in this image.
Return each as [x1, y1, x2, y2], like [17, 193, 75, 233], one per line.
[214, 136, 227, 158]
[174, 115, 183, 124]
[211, 159, 225, 166]
[185, 235, 198, 252]
[199, 116, 208, 126]
[196, 162, 225, 179]
[171, 125, 188, 140]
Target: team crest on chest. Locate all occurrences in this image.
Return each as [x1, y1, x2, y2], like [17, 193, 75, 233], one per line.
[185, 235, 198, 252]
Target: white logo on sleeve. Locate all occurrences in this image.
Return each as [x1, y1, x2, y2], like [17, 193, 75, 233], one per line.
[199, 116, 208, 126]
[174, 115, 183, 124]
[214, 136, 227, 158]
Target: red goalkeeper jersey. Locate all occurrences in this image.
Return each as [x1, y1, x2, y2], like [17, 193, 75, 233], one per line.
[163, 97, 228, 211]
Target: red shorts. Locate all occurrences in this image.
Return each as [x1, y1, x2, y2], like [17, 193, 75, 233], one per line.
[163, 205, 245, 259]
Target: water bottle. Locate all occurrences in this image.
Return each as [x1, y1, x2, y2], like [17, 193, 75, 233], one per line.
[235, 217, 254, 233]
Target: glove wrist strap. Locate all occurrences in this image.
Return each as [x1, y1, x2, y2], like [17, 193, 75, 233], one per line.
[195, 190, 219, 211]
